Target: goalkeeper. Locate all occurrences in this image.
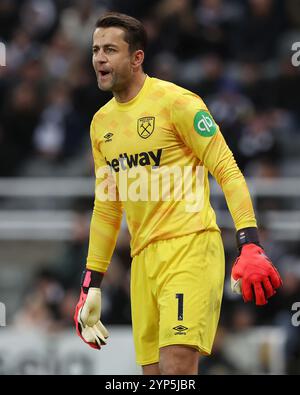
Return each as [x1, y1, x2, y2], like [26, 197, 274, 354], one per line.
[74, 12, 282, 375]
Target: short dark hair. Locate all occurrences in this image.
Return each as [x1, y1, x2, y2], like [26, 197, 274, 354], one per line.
[95, 12, 147, 53]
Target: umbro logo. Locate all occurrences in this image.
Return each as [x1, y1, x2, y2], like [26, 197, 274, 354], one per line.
[104, 132, 114, 143]
[173, 325, 188, 335]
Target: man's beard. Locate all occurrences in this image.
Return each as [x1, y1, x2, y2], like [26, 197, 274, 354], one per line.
[97, 71, 116, 91]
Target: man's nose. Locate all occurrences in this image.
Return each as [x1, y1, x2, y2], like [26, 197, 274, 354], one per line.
[95, 49, 107, 63]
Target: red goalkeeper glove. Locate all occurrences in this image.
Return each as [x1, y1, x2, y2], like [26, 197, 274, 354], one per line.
[74, 269, 108, 349]
[231, 228, 283, 306]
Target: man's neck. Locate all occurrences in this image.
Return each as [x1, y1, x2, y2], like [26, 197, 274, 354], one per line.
[113, 72, 147, 103]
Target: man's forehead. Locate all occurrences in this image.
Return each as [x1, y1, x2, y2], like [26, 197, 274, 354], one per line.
[93, 27, 127, 45]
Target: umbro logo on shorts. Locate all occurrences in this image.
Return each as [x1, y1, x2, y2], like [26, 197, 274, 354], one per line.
[104, 133, 114, 143]
[173, 325, 188, 335]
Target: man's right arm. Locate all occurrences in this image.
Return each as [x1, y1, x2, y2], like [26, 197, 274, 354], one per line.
[86, 117, 123, 274]
[74, 117, 122, 349]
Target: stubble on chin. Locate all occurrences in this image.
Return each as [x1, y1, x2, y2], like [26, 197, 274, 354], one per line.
[97, 74, 115, 92]
[97, 79, 112, 92]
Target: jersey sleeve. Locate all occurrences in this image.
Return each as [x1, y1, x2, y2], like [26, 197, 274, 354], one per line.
[171, 91, 257, 230]
[86, 117, 123, 273]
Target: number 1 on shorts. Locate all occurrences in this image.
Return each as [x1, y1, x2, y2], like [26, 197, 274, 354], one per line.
[176, 293, 184, 321]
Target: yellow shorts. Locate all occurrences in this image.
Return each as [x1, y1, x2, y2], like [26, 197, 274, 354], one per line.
[130, 230, 225, 366]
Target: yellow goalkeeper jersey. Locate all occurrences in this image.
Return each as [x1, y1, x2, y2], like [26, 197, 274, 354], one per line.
[86, 76, 257, 272]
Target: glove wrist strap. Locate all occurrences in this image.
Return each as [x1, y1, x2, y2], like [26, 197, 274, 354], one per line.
[81, 269, 104, 294]
[236, 227, 260, 250]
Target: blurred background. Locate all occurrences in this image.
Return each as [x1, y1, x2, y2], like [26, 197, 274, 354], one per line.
[0, 0, 300, 375]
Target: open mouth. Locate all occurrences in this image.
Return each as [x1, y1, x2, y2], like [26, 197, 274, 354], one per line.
[99, 70, 110, 78]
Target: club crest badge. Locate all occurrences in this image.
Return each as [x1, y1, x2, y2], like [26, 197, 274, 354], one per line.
[137, 117, 155, 139]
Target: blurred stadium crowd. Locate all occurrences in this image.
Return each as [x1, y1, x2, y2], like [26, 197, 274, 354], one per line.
[1, 0, 300, 374]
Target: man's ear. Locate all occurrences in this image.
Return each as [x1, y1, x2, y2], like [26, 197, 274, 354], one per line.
[131, 50, 144, 69]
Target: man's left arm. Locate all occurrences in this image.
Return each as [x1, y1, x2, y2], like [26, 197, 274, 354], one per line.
[171, 91, 282, 305]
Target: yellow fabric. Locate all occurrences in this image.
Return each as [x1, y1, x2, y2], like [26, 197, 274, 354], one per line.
[131, 230, 225, 365]
[86, 76, 256, 272]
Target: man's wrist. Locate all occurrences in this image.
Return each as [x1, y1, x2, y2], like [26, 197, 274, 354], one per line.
[236, 227, 261, 250]
[81, 269, 104, 294]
